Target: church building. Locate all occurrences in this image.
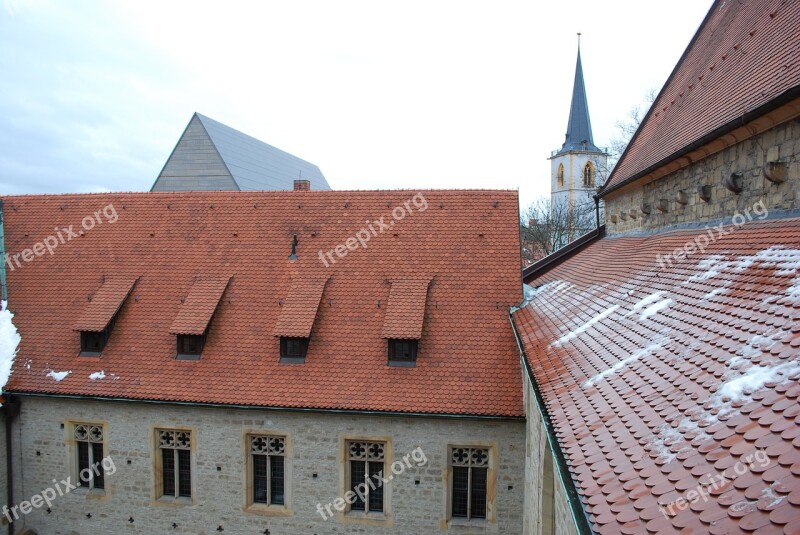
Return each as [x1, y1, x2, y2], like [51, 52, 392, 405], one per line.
[549, 39, 608, 211]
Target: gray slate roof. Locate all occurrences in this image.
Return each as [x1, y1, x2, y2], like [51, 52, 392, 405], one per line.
[556, 49, 602, 155]
[151, 113, 330, 192]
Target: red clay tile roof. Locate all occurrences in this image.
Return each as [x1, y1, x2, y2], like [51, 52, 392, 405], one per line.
[513, 217, 800, 534]
[381, 278, 431, 339]
[602, 0, 800, 195]
[73, 276, 138, 332]
[272, 277, 329, 337]
[3, 190, 523, 417]
[169, 277, 231, 335]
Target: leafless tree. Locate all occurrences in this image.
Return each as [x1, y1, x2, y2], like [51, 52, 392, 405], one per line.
[520, 197, 596, 264]
[608, 89, 657, 167]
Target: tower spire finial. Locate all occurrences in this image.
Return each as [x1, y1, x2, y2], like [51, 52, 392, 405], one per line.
[577, 32, 581, 49]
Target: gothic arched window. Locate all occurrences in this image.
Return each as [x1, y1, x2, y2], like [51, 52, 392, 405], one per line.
[557, 164, 564, 187]
[582, 162, 595, 187]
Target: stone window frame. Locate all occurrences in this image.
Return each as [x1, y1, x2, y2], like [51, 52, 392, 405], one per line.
[557, 163, 565, 188]
[582, 161, 595, 187]
[444, 441, 498, 527]
[243, 429, 293, 516]
[151, 425, 196, 506]
[337, 434, 393, 527]
[63, 419, 109, 500]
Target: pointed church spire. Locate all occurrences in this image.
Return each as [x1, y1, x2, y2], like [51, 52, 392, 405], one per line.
[560, 34, 601, 154]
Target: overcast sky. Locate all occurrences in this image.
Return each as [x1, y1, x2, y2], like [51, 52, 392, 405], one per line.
[0, 0, 712, 207]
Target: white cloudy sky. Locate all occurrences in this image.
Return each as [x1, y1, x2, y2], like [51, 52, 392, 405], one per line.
[0, 0, 711, 207]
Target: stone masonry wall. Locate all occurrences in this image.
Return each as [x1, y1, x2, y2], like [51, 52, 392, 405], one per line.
[522, 371, 577, 535]
[10, 396, 525, 535]
[605, 118, 800, 234]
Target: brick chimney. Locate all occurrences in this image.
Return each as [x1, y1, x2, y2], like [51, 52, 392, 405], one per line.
[294, 179, 311, 191]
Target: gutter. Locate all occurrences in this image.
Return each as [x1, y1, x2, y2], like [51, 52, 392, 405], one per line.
[8, 391, 525, 422]
[4, 396, 20, 535]
[508, 313, 594, 535]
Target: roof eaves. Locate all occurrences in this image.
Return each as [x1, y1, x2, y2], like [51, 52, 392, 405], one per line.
[599, 84, 800, 198]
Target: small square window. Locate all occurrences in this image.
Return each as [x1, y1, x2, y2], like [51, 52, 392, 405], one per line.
[176, 334, 205, 360]
[388, 339, 418, 365]
[280, 337, 308, 363]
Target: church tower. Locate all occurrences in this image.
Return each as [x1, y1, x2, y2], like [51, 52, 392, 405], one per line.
[549, 36, 608, 209]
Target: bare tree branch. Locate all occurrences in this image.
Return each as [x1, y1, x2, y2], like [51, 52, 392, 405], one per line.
[520, 197, 596, 264]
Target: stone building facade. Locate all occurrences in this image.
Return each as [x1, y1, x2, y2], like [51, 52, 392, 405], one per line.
[604, 117, 800, 235]
[5, 397, 525, 534]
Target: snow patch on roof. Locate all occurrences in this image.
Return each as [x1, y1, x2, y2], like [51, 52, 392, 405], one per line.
[584, 341, 664, 388]
[701, 286, 729, 301]
[640, 297, 673, 320]
[551, 305, 620, 348]
[512, 281, 563, 312]
[760, 482, 786, 509]
[714, 361, 800, 402]
[89, 371, 106, 380]
[646, 425, 690, 465]
[0, 301, 21, 402]
[626, 292, 666, 316]
[46, 370, 71, 382]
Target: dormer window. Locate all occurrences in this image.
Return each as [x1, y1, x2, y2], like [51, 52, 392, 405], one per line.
[169, 276, 231, 362]
[177, 334, 205, 360]
[272, 277, 330, 365]
[388, 339, 418, 365]
[73, 276, 138, 357]
[280, 337, 309, 363]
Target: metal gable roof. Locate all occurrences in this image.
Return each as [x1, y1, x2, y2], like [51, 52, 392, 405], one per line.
[195, 113, 331, 191]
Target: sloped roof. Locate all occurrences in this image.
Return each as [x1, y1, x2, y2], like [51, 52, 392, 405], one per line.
[512, 217, 800, 534]
[3, 190, 522, 417]
[272, 277, 329, 338]
[602, 0, 800, 195]
[556, 48, 602, 155]
[381, 278, 431, 339]
[152, 113, 330, 192]
[169, 277, 231, 335]
[73, 276, 137, 332]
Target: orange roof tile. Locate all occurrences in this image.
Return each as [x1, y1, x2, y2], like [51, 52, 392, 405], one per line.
[72, 276, 138, 332]
[3, 190, 523, 417]
[272, 277, 329, 337]
[513, 217, 800, 534]
[381, 278, 431, 339]
[603, 0, 800, 195]
[169, 277, 231, 335]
